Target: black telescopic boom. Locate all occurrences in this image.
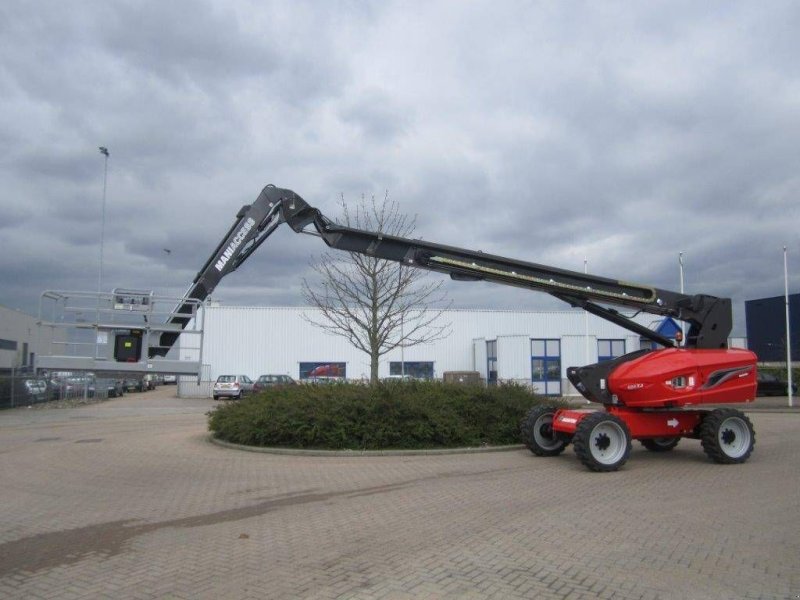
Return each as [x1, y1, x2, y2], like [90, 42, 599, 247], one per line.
[152, 184, 733, 356]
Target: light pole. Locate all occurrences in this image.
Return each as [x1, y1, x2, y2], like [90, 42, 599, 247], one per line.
[98, 147, 110, 293]
[398, 265, 405, 377]
[584, 257, 589, 364]
[784, 246, 793, 408]
[679, 252, 686, 344]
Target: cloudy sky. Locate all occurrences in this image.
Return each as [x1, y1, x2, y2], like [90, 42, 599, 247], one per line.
[1, 0, 798, 335]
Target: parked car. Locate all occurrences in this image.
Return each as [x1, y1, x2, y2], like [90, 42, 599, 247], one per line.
[382, 375, 415, 382]
[756, 372, 797, 396]
[63, 376, 96, 398]
[162, 374, 177, 384]
[13, 378, 49, 404]
[253, 374, 296, 392]
[96, 377, 125, 398]
[213, 375, 255, 400]
[304, 376, 343, 385]
[0, 377, 50, 407]
[123, 376, 147, 393]
[144, 374, 164, 389]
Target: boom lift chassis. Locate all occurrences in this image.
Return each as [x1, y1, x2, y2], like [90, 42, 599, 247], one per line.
[157, 185, 758, 472]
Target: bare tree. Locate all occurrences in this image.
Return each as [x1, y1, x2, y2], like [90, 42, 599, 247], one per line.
[301, 192, 451, 383]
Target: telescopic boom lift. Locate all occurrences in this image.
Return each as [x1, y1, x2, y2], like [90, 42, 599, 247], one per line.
[150, 185, 758, 471]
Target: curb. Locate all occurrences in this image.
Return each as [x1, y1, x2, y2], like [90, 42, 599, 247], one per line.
[208, 435, 525, 457]
[739, 409, 800, 414]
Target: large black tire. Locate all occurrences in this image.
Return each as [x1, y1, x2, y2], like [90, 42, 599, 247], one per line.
[700, 408, 755, 464]
[573, 412, 632, 472]
[640, 437, 680, 452]
[520, 405, 568, 456]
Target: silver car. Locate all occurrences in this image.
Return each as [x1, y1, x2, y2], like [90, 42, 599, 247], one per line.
[212, 375, 254, 400]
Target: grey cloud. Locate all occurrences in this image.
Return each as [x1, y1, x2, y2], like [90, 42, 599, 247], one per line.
[339, 90, 411, 141]
[0, 0, 798, 339]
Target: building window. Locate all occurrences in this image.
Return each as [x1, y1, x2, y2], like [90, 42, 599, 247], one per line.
[389, 361, 434, 379]
[299, 362, 346, 381]
[598, 339, 625, 362]
[531, 339, 561, 396]
[0, 338, 17, 352]
[486, 340, 497, 385]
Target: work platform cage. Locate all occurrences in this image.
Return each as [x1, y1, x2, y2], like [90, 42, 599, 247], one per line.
[35, 289, 204, 379]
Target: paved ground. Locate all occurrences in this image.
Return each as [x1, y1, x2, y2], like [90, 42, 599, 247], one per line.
[0, 388, 798, 600]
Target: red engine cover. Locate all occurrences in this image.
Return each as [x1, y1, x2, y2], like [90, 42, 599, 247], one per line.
[608, 348, 757, 408]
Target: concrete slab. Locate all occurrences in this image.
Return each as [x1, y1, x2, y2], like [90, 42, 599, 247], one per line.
[1, 387, 798, 599]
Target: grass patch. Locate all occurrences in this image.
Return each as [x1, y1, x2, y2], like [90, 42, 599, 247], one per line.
[208, 380, 557, 450]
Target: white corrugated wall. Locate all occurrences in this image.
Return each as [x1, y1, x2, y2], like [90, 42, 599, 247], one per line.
[193, 306, 666, 392]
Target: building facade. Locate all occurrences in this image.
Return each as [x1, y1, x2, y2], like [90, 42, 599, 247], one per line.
[745, 293, 798, 363]
[0, 304, 64, 372]
[180, 305, 745, 396]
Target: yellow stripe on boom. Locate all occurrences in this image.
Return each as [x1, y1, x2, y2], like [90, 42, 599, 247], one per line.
[428, 256, 656, 304]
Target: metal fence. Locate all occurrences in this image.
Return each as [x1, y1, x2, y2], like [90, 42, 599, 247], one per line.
[177, 365, 213, 398]
[177, 378, 214, 398]
[0, 373, 115, 409]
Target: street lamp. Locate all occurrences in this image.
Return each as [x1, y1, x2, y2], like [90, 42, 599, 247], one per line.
[784, 246, 793, 408]
[679, 252, 685, 344]
[584, 257, 589, 364]
[98, 147, 110, 293]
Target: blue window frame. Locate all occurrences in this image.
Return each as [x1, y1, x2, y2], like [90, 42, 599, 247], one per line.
[531, 339, 561, 395]
[598, 339, 625, 362]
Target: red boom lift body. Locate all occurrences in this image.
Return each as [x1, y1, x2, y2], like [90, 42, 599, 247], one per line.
[151, 185, 757, 471]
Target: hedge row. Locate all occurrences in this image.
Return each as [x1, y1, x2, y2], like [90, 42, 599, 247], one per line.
[208, 380, 555, 450]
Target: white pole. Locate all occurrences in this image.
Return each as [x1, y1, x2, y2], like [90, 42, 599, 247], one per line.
[784, 246, 793, 408]
[584, 257, 590, 403]
[98, 147, 109, 292]
[401, 314, 405, 377]
[679, 252, 685, 344]
[584, 257, 589, 364]
[399, 265, 405, 377]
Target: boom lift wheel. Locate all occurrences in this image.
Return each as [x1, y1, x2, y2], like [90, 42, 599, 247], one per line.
[640, 437, 680, 452]
[573, 412, 632, 472]
[699, 408, 755, 464]
[521, 405, 568, 456]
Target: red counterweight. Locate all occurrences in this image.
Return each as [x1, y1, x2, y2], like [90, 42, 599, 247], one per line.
[608, 347, 757, 408]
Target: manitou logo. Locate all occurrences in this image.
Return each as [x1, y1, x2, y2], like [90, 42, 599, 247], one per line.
[214, 218, 256, 272]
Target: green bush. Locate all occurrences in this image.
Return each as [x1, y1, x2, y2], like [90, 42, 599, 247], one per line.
[208, 380, 558, 450]
[760, 366, 799, 381]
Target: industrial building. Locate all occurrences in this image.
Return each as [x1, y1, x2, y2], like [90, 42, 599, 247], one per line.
[745, 293, 799, 363]
[0, 299, 752, 397]
[177, 304, 747, 397]
[0, 304, 64, 373]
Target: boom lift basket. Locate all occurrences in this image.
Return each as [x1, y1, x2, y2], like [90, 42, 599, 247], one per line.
[35, 288, 205, 378]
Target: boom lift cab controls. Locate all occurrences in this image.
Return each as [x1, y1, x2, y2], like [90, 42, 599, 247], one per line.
[158, 184, 757, 472]
[113, 331, 143, 362]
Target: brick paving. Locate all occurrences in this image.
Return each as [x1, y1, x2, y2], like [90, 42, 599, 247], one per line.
[0, 388, 798, 599]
